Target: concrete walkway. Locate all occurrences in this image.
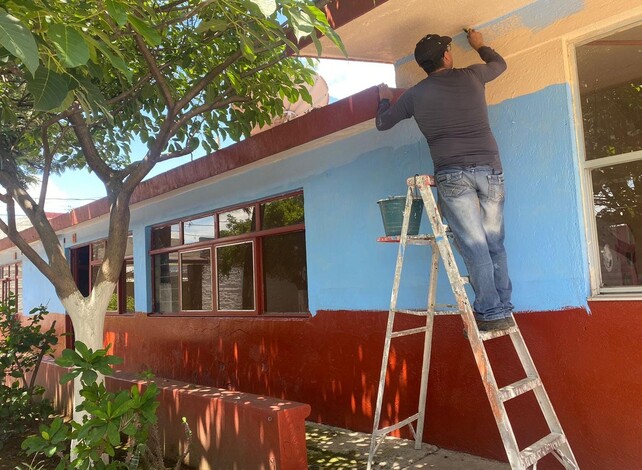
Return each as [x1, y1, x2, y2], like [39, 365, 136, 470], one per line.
[306, 422, 510, 469]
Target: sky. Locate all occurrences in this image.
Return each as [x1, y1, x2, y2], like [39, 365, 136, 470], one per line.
[35, 59, 396, 215]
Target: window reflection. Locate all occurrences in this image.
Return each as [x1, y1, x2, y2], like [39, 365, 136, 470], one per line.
[263, 232, 308, 313]
[216, 242, 254, 311]
[218, 207, 255, 237]
[181, 249, 212, 311]
[592, 162, 642, 287]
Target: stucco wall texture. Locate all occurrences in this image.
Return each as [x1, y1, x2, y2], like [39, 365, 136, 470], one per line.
[5, 1, 642, 468]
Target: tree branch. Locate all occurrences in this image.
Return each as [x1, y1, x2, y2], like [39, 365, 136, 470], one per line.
[175, 50, 243, 112]
[38, 127, 53, 212]
[133, 34, 175, 110]
[0, 217, 59, 287]
[67, 112, 113, 185]
[170, 95, 250, 136]
[157, 146, 195, 163]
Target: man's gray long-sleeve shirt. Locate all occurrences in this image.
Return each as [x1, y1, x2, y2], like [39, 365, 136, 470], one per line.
[376, 46, 507, 173]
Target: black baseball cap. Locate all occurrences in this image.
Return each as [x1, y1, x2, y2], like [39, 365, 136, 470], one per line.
[414, 34, 452, 67]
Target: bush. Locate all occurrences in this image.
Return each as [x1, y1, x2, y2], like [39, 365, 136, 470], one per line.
[22, 342, 160, 469]
[0, 298, 57, 448]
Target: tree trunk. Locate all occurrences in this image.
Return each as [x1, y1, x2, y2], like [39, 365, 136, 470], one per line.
[59, 280, 117, 423]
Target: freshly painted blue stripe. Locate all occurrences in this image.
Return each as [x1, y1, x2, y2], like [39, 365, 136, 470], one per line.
[20, 85, 589, 317]
[479, 0, 585, 33]
[398, 0, 586, 66]
[306, 83, 589, 313]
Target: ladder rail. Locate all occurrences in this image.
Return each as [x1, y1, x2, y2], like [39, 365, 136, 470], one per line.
[414, 246, 440, 449]
[368, 175, 579, 470]
[509, 330, 579, 469]
[367, 187, 416, 468]
[415, 180, 522, 468]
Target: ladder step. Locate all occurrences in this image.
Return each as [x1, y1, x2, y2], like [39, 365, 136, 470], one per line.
[376, 235, 435, 245]
[395, 306, 461, 316]
[520, 432, 566, 468]
[461, 276, 470, 284]
[391, 326, 429, 338]
[396, 308, 429, 316]
[373, 413, 420, 437]
[478, 325, 519, 341]
[499, 376, 542, 402]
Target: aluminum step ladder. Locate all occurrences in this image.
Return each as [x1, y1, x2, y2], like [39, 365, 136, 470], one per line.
[367, 175, 578, 470]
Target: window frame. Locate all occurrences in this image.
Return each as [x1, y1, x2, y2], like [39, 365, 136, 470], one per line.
[570, 20, 642, 298]
[70, 235, 135, 314]
[149, 190, 308, 316]
[0, 262, 22, 312]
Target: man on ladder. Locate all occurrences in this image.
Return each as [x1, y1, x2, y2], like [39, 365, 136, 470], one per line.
[376, 28, 512, 333]
[369, 28, 579, 470]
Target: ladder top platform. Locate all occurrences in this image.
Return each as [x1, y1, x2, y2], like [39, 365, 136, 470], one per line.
[407, 175, 436, 187]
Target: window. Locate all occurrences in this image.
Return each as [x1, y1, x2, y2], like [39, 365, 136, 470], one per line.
[150, 192, 308, 315]
[576, 24, 642, 294]
[71, 236, 135, 313]
[0, 263, 22, 312]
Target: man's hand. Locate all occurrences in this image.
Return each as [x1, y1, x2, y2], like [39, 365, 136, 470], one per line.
[378, 83, 393, 101]
[466, 28, 485, 50]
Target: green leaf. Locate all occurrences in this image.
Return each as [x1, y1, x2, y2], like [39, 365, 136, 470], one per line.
[106, 0, 128, 27]
[196, 18, 228, 33]
[128, 15, 161, 47]
[248, 0, 277, 17]
[288, 9, 314, 41]
[311, 33, 322, 56]
[240, 36, 256, 62]
[106, 423, 120, 446]
[48, 24, 90, 68]
[26, 67, 69, 111]
[0, 9, 39, 75]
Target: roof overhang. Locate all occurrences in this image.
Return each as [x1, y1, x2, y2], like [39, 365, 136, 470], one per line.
[303, 0, 536, 63]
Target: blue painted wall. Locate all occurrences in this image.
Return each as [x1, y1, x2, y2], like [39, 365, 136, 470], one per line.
[304, 84, 589, 314]
[17, 84, 590, 316]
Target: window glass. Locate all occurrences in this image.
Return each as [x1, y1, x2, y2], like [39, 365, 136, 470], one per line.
[261, 194, 304, 230]
[154, 252, 179, 312]
[263, 232, 308, 313]
[92, 241, 106, 261]
[152, 224, 181, 249]
[577, 27, 642, 161]
[218, 207, 255, 237]
[184, 215, 215, 244]
[216, 242, 254, 311]
[91, 265, 100, 287]
[125, 235, 134, 257]
[124, 261, 135, 313]
[592, 161, 642, 287]
[577, 25, 642, 291]
[181, 249, 212, 311]
[16, 264, 22, 313]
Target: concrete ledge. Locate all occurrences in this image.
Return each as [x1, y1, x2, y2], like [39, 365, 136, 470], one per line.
[35, 360, 311, 470]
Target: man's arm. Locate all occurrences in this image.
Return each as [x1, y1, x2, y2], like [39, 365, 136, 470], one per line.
[375, 84, 413, 131]
[466, 29, 507, 83]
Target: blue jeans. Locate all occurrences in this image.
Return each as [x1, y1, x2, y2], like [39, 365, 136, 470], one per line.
[435, 166, 513, 321]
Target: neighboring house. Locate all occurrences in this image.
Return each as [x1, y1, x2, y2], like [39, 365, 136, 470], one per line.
[2, 1, 641, 468]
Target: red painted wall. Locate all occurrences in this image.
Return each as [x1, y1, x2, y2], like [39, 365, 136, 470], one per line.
[43, 300, 641, 469]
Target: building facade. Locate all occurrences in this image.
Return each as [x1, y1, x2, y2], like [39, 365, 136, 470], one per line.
[3, 1, 642, 468]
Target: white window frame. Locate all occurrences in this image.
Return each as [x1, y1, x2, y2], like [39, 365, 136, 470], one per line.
[567, 17, 642, 299]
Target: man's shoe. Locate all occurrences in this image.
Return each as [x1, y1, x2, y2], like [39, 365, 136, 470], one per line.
[463, 317, 510, 338]
[476, 318, 510, 331]
[504, 316, 516, 328]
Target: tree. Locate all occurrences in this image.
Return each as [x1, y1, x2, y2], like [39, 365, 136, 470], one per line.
[0, 0, 343, 421]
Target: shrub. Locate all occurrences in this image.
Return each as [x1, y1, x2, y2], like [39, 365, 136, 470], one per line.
[0, 298, 57, 447]
[22, 342, 160, 469]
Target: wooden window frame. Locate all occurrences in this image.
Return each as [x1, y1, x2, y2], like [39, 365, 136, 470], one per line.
[150, 191, 308, 316]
